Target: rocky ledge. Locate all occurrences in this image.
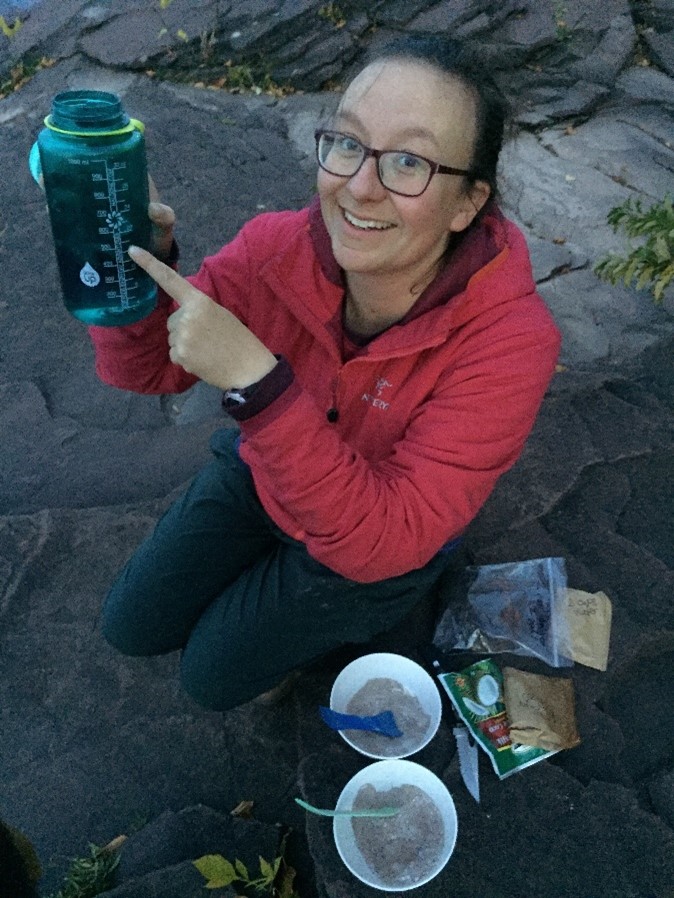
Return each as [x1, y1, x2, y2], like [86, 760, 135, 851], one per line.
[0, 2, 672, 897]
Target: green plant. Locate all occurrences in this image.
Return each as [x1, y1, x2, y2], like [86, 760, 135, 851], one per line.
[318, 3, 346, 28]
[209, 60, 286, 96]
[223, 62, 265, 91]
[0, 55, 55, 99]
[594, 194, 674, 303]
[45, 842, 121, 898]
[194, 836, 300, 897]
[553, 2, 570, 42]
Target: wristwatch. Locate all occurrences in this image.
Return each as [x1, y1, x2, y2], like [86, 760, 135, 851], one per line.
[222, 383, 259, 406]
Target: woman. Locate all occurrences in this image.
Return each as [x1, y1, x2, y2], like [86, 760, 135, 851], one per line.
[92, 35, 560, 710]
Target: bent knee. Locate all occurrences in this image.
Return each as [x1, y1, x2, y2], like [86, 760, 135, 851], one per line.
[100, 611, 161, 657]
[179, 652, 232, 711]
[179, 646, 264, 712]
[100, 592, 179, 657]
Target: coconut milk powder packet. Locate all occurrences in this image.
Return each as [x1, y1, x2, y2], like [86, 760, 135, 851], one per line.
[438, 658, 558, 779]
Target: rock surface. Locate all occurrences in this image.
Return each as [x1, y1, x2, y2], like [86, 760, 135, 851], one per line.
[0, 2, 673, 897]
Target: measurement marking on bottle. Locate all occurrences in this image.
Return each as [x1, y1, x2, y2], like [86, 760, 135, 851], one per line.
[87, 157, 146, 310]
[104, 159, 130, 308]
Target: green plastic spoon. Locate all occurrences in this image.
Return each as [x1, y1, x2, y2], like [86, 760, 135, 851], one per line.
[295, 797, 399, 818]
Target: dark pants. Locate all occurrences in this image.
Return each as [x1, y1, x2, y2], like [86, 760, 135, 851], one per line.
[101, 428, 453, 711]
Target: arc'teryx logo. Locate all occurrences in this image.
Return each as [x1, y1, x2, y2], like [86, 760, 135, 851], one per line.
[362, 376, 392, 410]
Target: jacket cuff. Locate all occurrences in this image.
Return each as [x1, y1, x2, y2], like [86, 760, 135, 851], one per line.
[223, 355, 294, 421]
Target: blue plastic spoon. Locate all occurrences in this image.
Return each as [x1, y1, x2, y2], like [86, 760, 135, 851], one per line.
[319, 706, 403, 738]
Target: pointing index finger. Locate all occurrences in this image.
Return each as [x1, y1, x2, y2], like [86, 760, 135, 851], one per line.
[129, 245, 192, 306]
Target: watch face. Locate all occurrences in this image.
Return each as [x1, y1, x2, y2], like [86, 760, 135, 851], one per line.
[224, 389, 247, 405]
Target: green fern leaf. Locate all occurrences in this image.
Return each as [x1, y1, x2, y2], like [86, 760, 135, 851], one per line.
[258, 856, 275, 882]
[654, 235, 671, 262]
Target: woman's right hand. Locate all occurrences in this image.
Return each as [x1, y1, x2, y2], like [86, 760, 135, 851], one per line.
[148, 175, 176, 262]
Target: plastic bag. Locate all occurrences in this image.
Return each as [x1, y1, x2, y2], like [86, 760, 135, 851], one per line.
[433, 557, 573, 668]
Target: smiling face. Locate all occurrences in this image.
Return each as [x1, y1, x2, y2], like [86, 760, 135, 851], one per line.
[317, 60, 490, 292]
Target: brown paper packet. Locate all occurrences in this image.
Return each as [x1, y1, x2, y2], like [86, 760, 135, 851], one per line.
[562, 588, 612, 671]
[503, 667, 581, 752]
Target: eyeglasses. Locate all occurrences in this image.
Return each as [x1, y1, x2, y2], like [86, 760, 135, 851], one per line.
[315, 129, 473, 197]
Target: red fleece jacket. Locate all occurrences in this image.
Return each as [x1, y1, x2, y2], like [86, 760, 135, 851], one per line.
[89, 201, 560, 582]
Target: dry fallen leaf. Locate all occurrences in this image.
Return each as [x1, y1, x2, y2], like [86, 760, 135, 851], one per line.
[101, 835, 128, 854]
[231, 800, 255, 818]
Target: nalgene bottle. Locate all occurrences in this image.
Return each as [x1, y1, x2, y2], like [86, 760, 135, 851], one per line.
[37, 90, 157, 326]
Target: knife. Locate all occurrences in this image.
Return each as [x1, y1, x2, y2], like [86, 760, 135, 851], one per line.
[419, 646, 481, 803]
[453, 725, 480, 803]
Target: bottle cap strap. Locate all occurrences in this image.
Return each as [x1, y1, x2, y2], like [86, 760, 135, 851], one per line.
[44, 116, 145, 137]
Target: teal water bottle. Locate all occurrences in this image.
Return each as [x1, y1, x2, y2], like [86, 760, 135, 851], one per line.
[37, 90, 157, 326]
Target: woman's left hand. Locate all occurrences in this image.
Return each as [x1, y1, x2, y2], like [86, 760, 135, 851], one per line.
[129, 245, 277, 391]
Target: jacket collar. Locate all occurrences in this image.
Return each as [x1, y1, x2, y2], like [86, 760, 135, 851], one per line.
[307, 193, 505, 322]
[260, 196, 528, 358]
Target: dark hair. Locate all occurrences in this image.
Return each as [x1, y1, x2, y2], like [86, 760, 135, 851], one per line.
[364, 35, 508, 197]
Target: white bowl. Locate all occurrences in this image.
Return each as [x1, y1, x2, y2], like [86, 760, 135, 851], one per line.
[333, 759, 458, 891]
[330, 652, 442, 759]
